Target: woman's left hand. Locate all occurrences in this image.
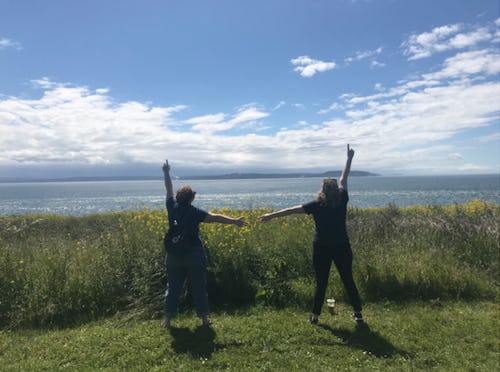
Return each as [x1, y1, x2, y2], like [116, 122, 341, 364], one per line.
[347, 144, 354, 159]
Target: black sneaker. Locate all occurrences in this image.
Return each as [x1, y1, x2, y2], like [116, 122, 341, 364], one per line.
[308, 315, 319, 324]
[352, 312, 364, 323]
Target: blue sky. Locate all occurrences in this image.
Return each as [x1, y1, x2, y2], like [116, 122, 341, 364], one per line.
[0, 0, 499, 178]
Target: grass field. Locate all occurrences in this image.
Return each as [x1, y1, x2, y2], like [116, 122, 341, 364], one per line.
[1, 302, 498, 371]
[0, 201, 498, 370]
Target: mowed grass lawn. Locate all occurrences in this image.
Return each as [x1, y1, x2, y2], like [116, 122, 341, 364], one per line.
[1, 301, 498, 371]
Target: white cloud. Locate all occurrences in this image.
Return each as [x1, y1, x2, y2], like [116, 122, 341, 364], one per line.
[32, 77, 59, 89]
[344, 47, 385, 70]
[370, 60, 386, 68]
[273, 101, 286, 110]
[314, 41, 500, 171]
[423, 49, 500, 80]
[291, 55, 336, 77]
[447, 153, 463, 160]
[184, 113, 227, 132]
[458, 163, 489, 171]
[232, 106, 269, 124]
[0, 81, 186, 166]
[345, 47, 383, 64]
[318, 102, 342, 115]
[402, 20, 497, 60]
[183, 106, 268, 134]
[0, 37, 22, 50]
[1, 16, 499, 177]
[1, 72, 498, 173]
[477, 132, 500, 142]
[403, 24, 462, 60]
[448, 27, 492, 48]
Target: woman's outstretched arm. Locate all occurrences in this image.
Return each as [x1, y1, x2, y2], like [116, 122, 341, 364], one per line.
[339, 144, 355, 190]
[259, 205, 305, 222]
[204, 213, 246, 227]
[162, 160, 174, 199]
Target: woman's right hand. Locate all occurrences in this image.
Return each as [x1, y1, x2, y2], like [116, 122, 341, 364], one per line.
[234, 217, 247, 227]
[162, 160, 170, 173]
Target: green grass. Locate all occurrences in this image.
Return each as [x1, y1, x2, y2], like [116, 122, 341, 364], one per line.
[1, 302, 498, 371]
[1, 202, 498, 369]
[0, 201, 498, 328]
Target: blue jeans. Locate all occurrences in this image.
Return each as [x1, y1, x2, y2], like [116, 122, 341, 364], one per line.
[165, 247, 209, 319]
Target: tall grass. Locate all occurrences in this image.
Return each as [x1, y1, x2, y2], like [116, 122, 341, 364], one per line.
[0, 200, 498, 328]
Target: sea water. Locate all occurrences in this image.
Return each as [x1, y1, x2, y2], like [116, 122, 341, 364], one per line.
[0, 175, 498, 216]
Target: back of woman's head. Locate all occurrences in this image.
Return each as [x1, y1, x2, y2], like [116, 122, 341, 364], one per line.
[176, 185, 196, 206]
[317, 178, 340, 207]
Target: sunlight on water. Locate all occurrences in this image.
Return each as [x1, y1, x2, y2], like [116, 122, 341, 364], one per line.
[0, 175, 498, 215]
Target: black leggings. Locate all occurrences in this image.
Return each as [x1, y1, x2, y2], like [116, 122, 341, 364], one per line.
[312, 242, 362, 315]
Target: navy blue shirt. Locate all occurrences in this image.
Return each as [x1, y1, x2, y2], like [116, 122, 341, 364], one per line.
[166, 196, 208, 248]
[302, 189, 349, 245]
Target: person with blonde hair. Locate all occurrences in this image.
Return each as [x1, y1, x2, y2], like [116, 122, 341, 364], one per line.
[162, 160, 246, 329]
[259, 145, 363, 324]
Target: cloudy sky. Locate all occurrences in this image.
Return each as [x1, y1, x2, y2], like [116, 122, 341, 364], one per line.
[1, 0, 499, 178]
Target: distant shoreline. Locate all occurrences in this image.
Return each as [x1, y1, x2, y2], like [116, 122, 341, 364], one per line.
[1, 172, 498, 184]
[0, 170, 379, 183]
[178, 170, 378, 180]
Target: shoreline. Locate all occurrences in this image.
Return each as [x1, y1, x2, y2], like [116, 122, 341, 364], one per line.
[0, 171, 380, 184]
[1, 172, 499, 184]
[0, 199, 497, 219]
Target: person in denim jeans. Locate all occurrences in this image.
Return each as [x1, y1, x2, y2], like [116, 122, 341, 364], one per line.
[162, 160, 246, 329]
[259, 145, 363, 324]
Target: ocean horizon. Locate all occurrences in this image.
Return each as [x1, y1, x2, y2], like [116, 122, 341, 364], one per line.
[2, 170, 499, 184]
[0, 174, 498, 216]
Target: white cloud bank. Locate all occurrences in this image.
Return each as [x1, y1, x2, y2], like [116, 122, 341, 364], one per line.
[1, 20, 499, 175]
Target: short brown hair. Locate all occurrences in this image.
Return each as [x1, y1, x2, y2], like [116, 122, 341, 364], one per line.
[176, 185, 196, 206]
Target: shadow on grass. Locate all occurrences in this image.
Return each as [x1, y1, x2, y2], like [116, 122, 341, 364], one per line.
[168, 325, 223, 359]
[318, 323, 411, 359]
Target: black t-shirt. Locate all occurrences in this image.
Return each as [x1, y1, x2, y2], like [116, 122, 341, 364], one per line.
[302, 188, 349, 245]
[166, 196, 208, 247]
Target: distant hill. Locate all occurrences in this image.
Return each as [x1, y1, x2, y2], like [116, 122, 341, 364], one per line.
[180, 170, 378, 180]
[0, 170, 378, 183]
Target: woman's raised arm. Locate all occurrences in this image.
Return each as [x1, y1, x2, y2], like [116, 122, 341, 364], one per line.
[162, 160, 174, 199]
[339, 144, 354, 190]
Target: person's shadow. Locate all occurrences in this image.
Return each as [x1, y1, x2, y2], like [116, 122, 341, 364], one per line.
[169, 325, 220, 359]
[318, 322, 410, 359]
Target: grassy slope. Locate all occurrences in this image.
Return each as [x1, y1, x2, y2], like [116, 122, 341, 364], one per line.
[1, 302, 498, 371]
